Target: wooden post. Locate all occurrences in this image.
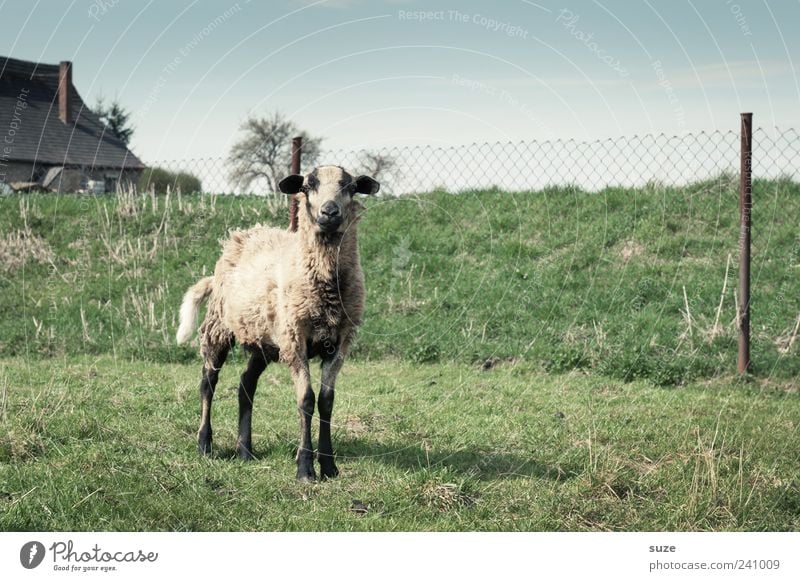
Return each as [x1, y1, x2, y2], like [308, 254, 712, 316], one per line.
[738, 113, 752, 374]
[289, 136, 302, 232]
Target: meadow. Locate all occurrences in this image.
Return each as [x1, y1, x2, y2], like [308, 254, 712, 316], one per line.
[0, 178, 798, 530]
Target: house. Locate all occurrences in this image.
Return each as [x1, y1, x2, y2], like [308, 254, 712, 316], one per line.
[0, 57, 144, 193]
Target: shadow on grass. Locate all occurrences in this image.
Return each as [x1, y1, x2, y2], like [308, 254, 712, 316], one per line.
[209, 440, 579, 482]
[334, 440, 578, 482]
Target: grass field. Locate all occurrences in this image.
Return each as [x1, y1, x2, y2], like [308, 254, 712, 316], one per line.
[1, 177, 799, 385]
[1, 356, 798, 531]
[0, 179, 798, 531]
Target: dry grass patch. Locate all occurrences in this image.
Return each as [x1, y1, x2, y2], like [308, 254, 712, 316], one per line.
[0, 228, 54, 272]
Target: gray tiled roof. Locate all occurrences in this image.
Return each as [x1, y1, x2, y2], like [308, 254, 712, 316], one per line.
[0, 57, 144, 169]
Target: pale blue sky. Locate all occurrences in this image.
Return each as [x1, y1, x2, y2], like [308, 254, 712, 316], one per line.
[1, 0, 797, 162]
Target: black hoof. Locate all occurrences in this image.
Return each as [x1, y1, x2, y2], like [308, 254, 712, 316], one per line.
[236, 439, 255, 461]
[319, 459, 339, 479]
[296, 458, 317, 483]
[237, 448, 256, 461]
[296, 470, 317, 483]
[198, 433, 213, 456]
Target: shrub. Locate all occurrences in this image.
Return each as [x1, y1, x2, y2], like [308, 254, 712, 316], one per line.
[411, 342, 440, 363]
[139, 167, 202, 194]
[543, 344, 591, 373]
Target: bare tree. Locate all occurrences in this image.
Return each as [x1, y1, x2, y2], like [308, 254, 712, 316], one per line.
[357, 151, 398, 184]
[228, 112, 322, 193]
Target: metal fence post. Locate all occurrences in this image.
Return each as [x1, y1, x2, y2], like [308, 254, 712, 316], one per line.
[738, 112, 753, 374]
[289, 135, 302, 232]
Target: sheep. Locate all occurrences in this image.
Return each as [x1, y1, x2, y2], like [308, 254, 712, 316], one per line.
[176, 165, 380, 482]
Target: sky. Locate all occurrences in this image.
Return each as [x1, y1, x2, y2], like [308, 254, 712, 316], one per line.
[1, 0, 798, 163]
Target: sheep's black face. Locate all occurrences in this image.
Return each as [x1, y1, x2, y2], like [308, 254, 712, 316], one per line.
[279, 166, 380, 235]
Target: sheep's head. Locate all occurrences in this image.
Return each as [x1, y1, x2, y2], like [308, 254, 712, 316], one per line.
[279, 166, 380, 236]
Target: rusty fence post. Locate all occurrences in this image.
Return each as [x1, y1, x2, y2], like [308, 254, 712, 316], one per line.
[289, 135, 302, 232]
[738, 112, 752, 374]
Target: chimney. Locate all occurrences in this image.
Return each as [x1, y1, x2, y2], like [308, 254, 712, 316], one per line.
[58, 61, 72, 124]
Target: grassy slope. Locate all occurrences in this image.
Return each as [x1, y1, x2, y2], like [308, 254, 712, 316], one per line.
[1, 356, 798, 531]
[1, 178, 799, 385]
[1, 183, 799, 532]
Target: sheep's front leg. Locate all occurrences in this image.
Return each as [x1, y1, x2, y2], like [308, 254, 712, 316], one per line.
[318, 352, 344, 479]
[290, 360, 317, 482]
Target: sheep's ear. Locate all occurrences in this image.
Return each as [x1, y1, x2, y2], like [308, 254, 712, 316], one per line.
[278, 174, 304, 194]
[354, 175, 380, 195]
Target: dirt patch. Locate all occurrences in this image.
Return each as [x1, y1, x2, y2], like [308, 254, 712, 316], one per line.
[349, 499, 369, 515]
[618, 239, 645, 262]
[341, 412, 387, 435]
[341, 415, 369, 435]
[0, 428, 46, 462]
[421, 482, 477, 512]
[0, 228, 54, 271]
[775, 315, 800, 354]
[480, 356, 518, 371]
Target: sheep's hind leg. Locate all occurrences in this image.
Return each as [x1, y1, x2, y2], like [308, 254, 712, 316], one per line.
[236, 350, 267, 460]
[318, 354, 343, 479]
[198, 344, 230, 456]
[291, 360, 317, 482]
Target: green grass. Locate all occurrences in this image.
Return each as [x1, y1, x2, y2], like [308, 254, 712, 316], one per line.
[0, 356, 797, 531]
[1, 176, 799, 386]
[0, 180, 798, 531]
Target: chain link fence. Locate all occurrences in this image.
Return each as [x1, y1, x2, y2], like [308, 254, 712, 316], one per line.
[147, 126, 799, 196]
[143, 120, 798, 376]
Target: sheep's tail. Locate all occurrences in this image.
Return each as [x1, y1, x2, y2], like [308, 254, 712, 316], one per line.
[176, 277, 213, 344]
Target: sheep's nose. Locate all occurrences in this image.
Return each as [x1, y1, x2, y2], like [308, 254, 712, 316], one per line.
[320, 202, 340, 217]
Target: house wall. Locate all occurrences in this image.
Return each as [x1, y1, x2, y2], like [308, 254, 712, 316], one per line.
[104, 168, 142, 192]
[0, 161, 141, 193]
[44, 167, 79, 192]
[61, 167, 142, 193]
[0, 160, 40, 187]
